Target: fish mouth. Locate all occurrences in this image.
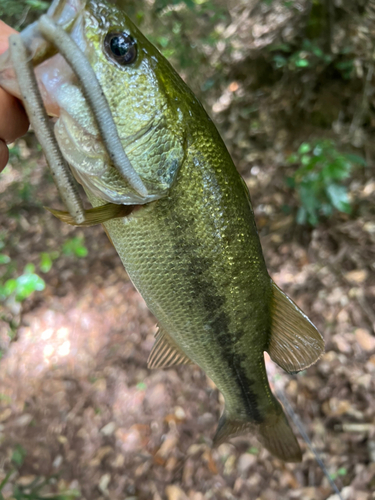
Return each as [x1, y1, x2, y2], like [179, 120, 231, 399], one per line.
[0, 0, 151, 202]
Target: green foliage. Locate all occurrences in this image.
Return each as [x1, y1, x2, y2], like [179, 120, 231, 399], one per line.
[270, 38, 354, 78]
[330, 467, 348, 480]
[62, 236, 88, 258]
[0, 263, 45, 302]
[39, 251, 59, 273]
[0, 236, 85, 309]
[287, 140, 366, 226]
[139, 0, 228, 79]
[247, 446, 259, 455]
[11, 445, 27, 466]
[0, 0, 50, 30]
[0, 254, 10, 264]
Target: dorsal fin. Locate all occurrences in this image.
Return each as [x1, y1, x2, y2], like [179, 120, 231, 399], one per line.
[147, 327, 193, 369]
[267, 281, 324, 373]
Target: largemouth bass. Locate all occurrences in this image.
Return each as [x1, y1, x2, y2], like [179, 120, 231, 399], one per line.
[0, 0, 324, 462]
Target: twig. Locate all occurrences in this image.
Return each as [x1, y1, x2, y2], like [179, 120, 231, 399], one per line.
[350, 60, 374, 136]
[275, 385, 344, 500]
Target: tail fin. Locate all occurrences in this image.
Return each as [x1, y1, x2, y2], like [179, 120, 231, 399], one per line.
[213, 408, 302, 463]
[213, 412, 253, 447]
[257, 410, 302, 462]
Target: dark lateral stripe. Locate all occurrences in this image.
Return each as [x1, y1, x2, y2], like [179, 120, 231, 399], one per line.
[167, 205, 263, 423]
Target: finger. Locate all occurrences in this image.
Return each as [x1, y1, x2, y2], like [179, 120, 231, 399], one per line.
[0, 87, 29, 143]
[0, 21, 29, 143]
[0, 138, 9, 172]
[0, 21, 17, 52]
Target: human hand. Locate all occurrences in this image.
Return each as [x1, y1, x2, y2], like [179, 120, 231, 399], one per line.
[0, 20, 30, 172]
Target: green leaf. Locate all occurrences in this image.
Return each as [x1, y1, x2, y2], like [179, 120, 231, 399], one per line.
[301, 154, 312, 166]
[298, 143, 312, 155]
[273, 54, 287, 68]
[295, 58, 309, 68]
[15, 273, 45, 301]
[287, 153, 299, 164]
[247, 446, 259, 455]
[326, 184, 351, 213]
[311, 46, 323, 57]
[3, 279, 17, 296]
[23, 263, 35, 274]
[338, 467, 347, 476]
[335, 60, 354, 71]
[0, 254, 10, 265]
[0, 470, 13, 494]
[269, 43, 291, 53]
[285, 176, 295, 188]
[62, 237, 88, 258]
[345, 154, 367, 167]
[75, 246, 88, 258]
[12, 444, 26, 466]
[296, 207, 307, 225]
[40, 252, 53, 273]
[25, 0, 50, 9]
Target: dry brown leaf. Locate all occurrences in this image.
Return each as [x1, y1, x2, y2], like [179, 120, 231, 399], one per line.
[355, 328, 375, 352]
[165, 485, 188, 500]
[345, 270, 368, 284]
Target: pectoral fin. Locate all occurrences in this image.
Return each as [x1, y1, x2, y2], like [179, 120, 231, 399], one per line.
[267, 281, 324, 373]
[46, 203, 136, 226]
[147, 327, 193, 369]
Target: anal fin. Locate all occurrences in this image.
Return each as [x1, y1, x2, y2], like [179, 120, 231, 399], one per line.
[147, 327, 193, 369]
[267, 281, 324, 373]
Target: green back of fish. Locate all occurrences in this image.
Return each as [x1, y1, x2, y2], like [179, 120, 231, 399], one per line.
[92, 107, 276, 416]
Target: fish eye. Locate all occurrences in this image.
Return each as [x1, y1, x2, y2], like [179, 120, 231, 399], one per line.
[104, 32, 137, 66]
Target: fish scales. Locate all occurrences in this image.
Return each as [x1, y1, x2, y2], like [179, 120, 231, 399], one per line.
[0, 0, 325, 461]
[101, 130, 275, 425]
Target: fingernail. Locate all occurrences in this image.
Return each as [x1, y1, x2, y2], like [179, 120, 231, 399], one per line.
[0, 139, 9, 172]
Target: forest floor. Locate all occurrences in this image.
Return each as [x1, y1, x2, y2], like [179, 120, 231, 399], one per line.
[1, 1, 375, 499]
[0, 121, 374, 500]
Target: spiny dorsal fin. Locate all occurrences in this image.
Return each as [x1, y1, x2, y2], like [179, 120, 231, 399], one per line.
[147, 327, 192, 369]
[267, 281, 324, 374]
[46, 203, 136, 226]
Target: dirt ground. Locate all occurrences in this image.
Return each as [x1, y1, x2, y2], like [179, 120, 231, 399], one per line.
[0, 127, 374, 500]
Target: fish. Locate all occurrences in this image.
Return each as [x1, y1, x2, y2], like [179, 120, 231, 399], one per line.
[0, 0, 324, 462]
